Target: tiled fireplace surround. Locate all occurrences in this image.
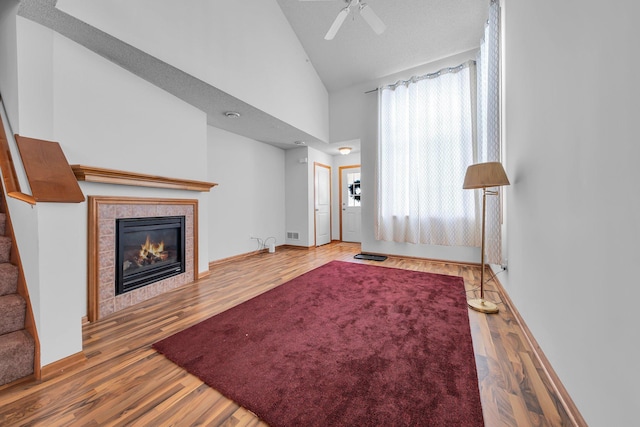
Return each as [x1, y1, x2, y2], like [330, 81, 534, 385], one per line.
[88, 196, 198, 321]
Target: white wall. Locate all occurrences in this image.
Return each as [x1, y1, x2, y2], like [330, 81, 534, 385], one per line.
[207, 126, 285, 261]
[35, 203, 85, 364]
[16, 17, 53, 141]
[330, 50, 481, 262]
[5, 18, 210, 366]
[284, 146, 334, 248]
[284, 147, 310, 246]
[52, 34, 208, 180]
[56, 0, 329, 143]
[0, 0, 19, 132]
[0, 12, 31, 195]
[501, 1, 640, 425]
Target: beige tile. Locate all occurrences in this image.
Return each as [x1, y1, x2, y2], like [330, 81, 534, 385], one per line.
[99, 278, 115, 300]
[115, 205, 133, 218]
[100, 298, 115, 318]
[99, 251, 115, 269]
[98, 219, 115, 236]
[92, 199, 197, 317]
[131, 288, 147, 305]
[99, 235, 115, 253]
[115, 293, 132, 311]
[98, 204, 116, 220]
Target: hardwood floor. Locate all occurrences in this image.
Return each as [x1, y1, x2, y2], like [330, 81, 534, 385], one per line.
[0, 242, 577, 426]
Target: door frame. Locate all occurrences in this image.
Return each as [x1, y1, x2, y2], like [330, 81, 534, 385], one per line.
[314, 162, 332, 247]
[339, 164, 361, 242]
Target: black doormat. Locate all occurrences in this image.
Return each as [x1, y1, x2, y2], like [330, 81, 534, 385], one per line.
[354, 253, 388, 262]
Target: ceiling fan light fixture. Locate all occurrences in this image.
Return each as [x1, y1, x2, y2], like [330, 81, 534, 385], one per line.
[303, 0, 386, 40]
[324, 7, 350, 40]
[359, 3, 386, 35]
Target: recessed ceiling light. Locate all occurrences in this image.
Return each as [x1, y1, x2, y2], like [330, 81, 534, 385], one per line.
[294, 140, 306, 145]
[224, 111, 241, 119]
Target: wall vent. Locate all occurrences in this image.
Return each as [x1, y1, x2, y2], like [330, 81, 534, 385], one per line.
[287, 231, 299, 240]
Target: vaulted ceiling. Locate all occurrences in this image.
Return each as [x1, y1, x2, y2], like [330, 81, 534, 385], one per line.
[276, 0, 488, 92]
[17, 0, 489, 154]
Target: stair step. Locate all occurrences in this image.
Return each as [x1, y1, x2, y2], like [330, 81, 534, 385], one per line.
[0, 235, 10, 263]
[0, 263, 19, 296]
[0, 330, 34, 386]
[0, 212, 5, 235]
[0, 294, 26, 335]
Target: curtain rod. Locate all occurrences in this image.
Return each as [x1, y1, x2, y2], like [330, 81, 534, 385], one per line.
[365, 60, 475, 94]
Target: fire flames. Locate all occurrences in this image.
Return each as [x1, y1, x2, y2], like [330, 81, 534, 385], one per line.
[137, 235, 168, 265]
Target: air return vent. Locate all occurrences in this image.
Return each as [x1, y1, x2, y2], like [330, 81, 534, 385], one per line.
[287, 231, 299, 240]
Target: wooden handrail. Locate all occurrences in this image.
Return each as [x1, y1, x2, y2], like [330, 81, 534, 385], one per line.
[7, 191, 36, 205]
[0, 102, 41, 378]
[0, 121, 18, 193]
[0, 112, 35, 204]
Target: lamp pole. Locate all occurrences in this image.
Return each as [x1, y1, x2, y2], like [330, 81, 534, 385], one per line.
[468, 187, 499, 314]
[480, 188, 487, 300]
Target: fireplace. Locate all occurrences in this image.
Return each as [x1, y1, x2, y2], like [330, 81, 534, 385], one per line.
[88, 197, 197, 321]
[116, 216, 186, 295]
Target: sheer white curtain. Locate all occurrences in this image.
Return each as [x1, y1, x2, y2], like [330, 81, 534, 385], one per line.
[375, 64, 477, 246]
[375, 0, 503, 259]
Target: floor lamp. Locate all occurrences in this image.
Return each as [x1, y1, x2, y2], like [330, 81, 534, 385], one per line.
[463, 162, 510, 314]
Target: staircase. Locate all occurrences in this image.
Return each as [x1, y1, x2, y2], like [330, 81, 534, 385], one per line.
[0, 211, 35, 386]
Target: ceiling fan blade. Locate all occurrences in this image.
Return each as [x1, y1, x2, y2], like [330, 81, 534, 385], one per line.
[324, 7, 350, 40]
[359, 3, 386, 35]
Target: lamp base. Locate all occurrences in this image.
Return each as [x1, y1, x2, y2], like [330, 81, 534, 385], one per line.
[467, 298, 499, 314]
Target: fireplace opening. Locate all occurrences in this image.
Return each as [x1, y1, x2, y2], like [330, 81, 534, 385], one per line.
[116, 216, 185, 295]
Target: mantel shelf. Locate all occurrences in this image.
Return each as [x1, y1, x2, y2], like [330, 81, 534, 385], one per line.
[71, 165, 218, 192]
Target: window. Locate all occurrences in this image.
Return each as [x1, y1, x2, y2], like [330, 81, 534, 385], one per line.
[346, 172, 361, 207]
[376, 64, 477, 246]
[375, 0, 502, 261]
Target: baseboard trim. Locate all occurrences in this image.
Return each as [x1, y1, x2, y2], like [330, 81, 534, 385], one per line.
[209, 249, 269, 269]
[208, 244, 326, 269]
[363, 251, 482, 268]
[41, 351, 87, 380]
[279, 244, 313, 250]
[490, 271, 587, 427]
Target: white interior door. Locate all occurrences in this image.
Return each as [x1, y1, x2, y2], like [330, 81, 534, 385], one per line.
[315, 163, 331, 246]
[341, 167, 361, 242]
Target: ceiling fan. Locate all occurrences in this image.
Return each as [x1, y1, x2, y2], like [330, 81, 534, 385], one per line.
[300, 0, 387, 40]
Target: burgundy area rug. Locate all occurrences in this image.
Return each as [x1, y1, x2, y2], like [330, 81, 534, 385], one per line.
[153, 261, 484, 427]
